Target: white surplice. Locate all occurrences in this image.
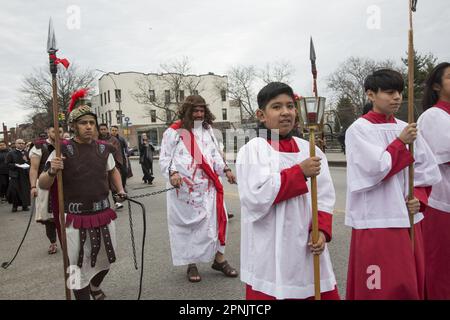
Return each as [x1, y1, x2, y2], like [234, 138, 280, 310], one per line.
[159, 125, 227, 266]
[417, 107, 450, 212]
[345, 117, 441, 229]
[236, 137, 337, 299]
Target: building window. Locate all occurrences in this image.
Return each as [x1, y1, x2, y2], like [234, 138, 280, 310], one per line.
[104, 93, 107, 105]
[107, 90, 110, 103]
[193, 90, 199, 95]
[150, 110, 156, 123]
[115, 89, 121, 102]
[165, 90, 170, 103]
[149, 90, 155, 102]
[100, 94, 103, 106]
[179, 90, 184, 101]
[108, 110, 112, 126]
[221, 90, 226, 101]
[222, 108, 227, 121]
[101, 113, 104, 123]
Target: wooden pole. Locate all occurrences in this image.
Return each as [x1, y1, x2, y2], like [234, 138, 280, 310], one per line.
[309, 126, 321, 300]
[50, 61, 71, 300]
[407, 0, 415, 251]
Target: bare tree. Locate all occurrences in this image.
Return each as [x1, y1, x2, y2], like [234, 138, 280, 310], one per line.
[258, 61, 295, 84]
[224, 65, 258, 121]
[327, 57, 397, 116]
[20, 63, 96, 133]
[130, 57, 203, 126]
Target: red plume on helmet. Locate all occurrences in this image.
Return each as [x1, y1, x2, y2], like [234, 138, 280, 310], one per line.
[68, 88, 89, 113]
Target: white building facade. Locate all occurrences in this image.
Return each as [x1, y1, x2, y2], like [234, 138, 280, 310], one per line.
[92, 71, 241, 148]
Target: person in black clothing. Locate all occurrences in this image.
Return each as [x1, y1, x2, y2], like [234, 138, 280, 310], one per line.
[6, 139, 31, 212]
[139, 136, 154, 184]
[0, 141, 9, 201]
[110, 125, 129, 188]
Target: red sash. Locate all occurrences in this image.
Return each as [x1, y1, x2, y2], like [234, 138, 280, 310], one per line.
[170, 121, 227, 245]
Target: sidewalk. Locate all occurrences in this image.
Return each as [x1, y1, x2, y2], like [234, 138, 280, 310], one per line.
[325, 152, 347, 167]
[131, 152, 347, 167]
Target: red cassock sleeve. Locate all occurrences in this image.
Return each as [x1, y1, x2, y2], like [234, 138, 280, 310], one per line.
[383, 138, 415, 181]
[273, 165, 308, 204]
[309, 211, 333, 242]
[414, 186, 432, 212]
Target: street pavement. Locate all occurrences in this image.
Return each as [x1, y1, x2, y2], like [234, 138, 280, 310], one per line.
[0, 156, 351, 300]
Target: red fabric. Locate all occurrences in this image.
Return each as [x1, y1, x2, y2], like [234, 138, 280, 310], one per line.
[383, 138, 415, 181]
[308, 211, 333, 242]
[435, 100, 450, 114]
[362, 110, 396, 124]
[170, 121, 227, 245]
[49, 54, 70, 69]
[422, 206, 450, 299]
[414, 186, 432, 213]
[246, 284, 340, 300]
[274, 165, 308, 204]
[267, 138, 300, 153]
[66, 208, 117, 229]
[346, 223, 425, 300]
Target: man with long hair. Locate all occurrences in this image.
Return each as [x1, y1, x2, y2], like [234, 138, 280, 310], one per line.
[160, 95, 238, 283]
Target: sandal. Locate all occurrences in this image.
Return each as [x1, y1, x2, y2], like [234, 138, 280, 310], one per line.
[48, 243, 58, 255]
[187, 264, 201, 282]
[211, 260, 238, 277]
[90, 288, 106, 300]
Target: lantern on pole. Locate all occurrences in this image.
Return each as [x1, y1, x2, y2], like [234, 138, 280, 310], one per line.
[298, 95, 326, 300]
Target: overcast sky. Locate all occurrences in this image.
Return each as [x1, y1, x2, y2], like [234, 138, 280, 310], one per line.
[1, 0, 449, 127]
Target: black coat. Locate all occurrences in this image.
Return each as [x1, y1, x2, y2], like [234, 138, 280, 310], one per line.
[6, 149, 30, 207]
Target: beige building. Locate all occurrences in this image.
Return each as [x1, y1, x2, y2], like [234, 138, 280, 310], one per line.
[92, 71, 241, 148]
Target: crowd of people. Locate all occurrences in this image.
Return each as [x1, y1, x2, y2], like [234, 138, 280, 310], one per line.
[1, 62, 449, 301]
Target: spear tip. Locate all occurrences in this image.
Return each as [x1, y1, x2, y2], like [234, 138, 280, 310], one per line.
[310, 36, 316, 62]
[47, 17, 57, 53]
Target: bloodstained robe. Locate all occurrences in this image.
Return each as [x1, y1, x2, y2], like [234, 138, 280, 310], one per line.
[345, 111, 441, 300]
[159, 121, 228, 266]
[236, 135, 339, 300]
[417, 100, 450, 299]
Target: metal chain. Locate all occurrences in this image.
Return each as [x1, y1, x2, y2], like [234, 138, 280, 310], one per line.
[127, 200, 138, 270]
[125, 186, 175, 271]
[128, 187, 176, 199]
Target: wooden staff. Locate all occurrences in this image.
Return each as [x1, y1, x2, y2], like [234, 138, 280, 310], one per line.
[309, 37, 322, 299]
[309, 125, 321, 300]
[407, 0, 416, 250]
[47, 18, 71, 300]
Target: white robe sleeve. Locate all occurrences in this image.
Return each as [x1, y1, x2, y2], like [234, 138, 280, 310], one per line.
[413, 133, 442, 187]
[315, 147, 336, 214]
[236, 139, 281, 222]
[208, 128, 226, 177]
[159, 128, 180, 179]
[418, 109, 450, 164]
[345, 122, 393, 193]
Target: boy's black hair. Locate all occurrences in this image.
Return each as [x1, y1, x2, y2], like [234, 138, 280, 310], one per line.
[257, 82, 295, 109]
[111, 125, 119, 129]
[99, 123, 108, 128]
[364, 69, 404, 93]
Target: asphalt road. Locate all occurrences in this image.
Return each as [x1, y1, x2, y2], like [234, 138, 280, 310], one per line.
[0, 159, 350, 300]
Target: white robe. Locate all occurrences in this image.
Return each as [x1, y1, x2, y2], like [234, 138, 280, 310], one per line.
[159, 125, 227, 266]
[236, 137, 337, 299]
[29, 145, 52, 222]
[345, 117, 442, 229]
[417, 107, 450, 212]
